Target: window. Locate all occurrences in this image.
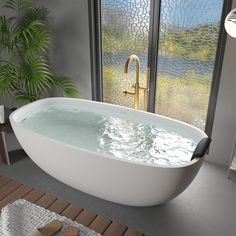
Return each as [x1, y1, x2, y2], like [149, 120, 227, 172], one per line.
[89, 0, 232, 135]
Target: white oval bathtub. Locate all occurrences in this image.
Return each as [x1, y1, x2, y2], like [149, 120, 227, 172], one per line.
[10, 98, 208, 206]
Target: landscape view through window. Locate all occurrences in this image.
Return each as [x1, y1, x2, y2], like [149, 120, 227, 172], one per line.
[101, 0, 224, 130]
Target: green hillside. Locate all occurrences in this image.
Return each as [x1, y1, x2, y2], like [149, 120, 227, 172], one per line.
[103, 23, 220, 62]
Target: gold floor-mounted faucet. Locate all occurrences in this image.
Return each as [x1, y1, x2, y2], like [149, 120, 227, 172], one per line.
[123, 54, 140, 110]
[123, 54, 149, 110]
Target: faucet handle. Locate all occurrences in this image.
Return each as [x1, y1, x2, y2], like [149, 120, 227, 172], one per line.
[123, 90, 135, 97]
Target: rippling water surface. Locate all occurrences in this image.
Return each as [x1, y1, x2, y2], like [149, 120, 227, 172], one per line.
[20, 105, 197, 165]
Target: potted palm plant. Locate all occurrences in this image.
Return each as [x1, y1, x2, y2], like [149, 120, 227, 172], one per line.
[0, 0, 79, 106]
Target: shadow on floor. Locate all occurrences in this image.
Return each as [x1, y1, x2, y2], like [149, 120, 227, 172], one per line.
[8, 149, 28, 164]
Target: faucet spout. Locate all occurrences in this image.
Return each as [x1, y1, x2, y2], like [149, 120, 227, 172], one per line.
[123, 54, 141, 110]
[124, 54, 140, 85]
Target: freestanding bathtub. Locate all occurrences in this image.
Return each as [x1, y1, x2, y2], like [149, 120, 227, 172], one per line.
[10, 98, 210, 206]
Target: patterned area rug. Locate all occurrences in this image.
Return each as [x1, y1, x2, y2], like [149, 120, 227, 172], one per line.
[0, 199, 101, 236]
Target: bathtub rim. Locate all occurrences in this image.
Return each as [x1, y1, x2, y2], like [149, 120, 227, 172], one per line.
[10, 97, 208, 169]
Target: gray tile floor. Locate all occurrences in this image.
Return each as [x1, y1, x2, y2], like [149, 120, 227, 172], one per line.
[0, 150, 236, 236]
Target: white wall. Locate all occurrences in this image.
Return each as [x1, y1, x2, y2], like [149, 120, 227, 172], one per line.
[38, 0, 92, 99]
[207, 0, 236, 166]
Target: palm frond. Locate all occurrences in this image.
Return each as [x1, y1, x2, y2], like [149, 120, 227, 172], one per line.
[19, 56, 53, 94]
[0, 16, 9, 34]
[10, 27, 22, 47]
[13, 89, 39, 104]
[20, 7, 49, 26]
[18, 0, 29, 11]
[54, 76, 80, 98]
[0, 16, 19, 53]
[21, 19, 45, 36]
[0, 63, 17, 97]
[4, 0, 29, 11]
[35, 29, 51, 50]
[23, 29, 52, 58]
[0, 16, 9, 49]
[20, 19, 46, 50]
[18, 7, 51, 54]
[3, 0, 18, 10]
[0, 16, 13, 50]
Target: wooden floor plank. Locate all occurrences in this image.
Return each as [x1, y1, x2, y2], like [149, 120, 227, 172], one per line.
[60, 204, 83, 220]
[35, 193, 57, 209]
[0, 185, 32, 209]
[123, 228, 144, 236]
[75, 209, 97, 226]
[89, 215, 112, 234]
[0, 180, 22, 201]
[23, 189, 45, 203]
[0, 175, 145, 236]
[0, 175, 11, 188]
[48, 198, 70, 214]
[103, 222, 128, 236]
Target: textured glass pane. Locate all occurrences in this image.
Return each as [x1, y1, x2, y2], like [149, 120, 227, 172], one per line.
[101, 0, 150, 110]
[155, 0, 224, 130]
